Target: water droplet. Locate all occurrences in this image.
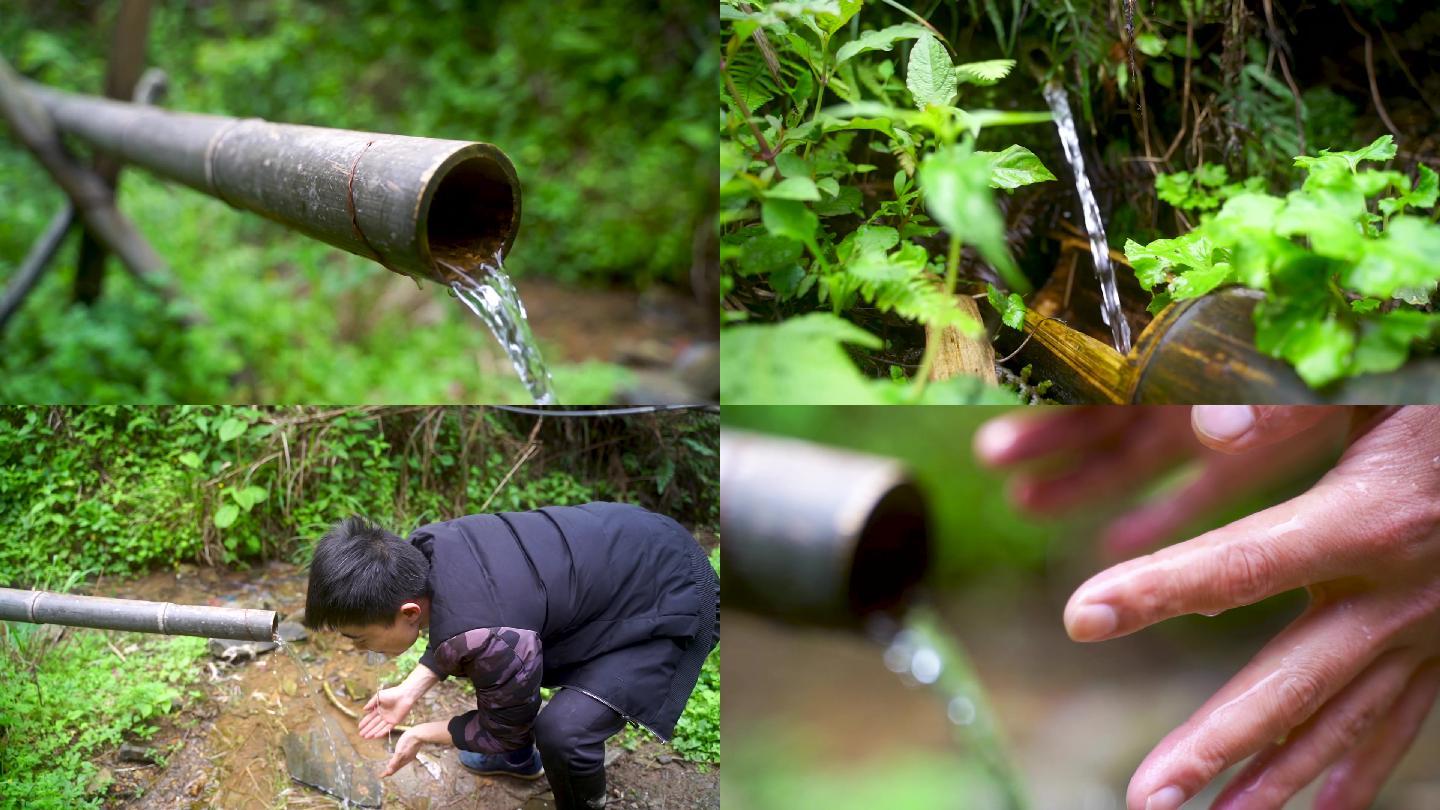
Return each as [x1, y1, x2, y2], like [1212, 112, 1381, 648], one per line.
[1199, 609, 1221, 617]
[947, 696, 976, 726]
[910, 647, 942, 684]
[1432, 455, 1440, 469]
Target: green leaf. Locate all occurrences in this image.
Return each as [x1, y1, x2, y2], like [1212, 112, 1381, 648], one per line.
[986, 284, 1027, 330]
[720, 314, 884, 404]
[814, 0, 862, 35]
[213, 504, 239, 530]
[737, 233, 804, 277]
[979, 145, 1056, 190]
[765, 176, 822, 201]
[217, 418, 246, 442]
[230, 485, 269, 512]
[906, 33, 956, 110]
[1351, 310, 1436, 376]
[834, 23, 927, 64]
[918, 145, 1027, 292]
[1135, 33, 1166, 57]
[761, 198, 818, 246]
[1343, 216, 1440, 299]
[177, 452, 202, 470]
[1295, 135, 1396, 174]
[954, 59, 1015, 85]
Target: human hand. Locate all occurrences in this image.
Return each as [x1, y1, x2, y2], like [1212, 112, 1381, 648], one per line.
[378, 720, 449, 777]
[359, 683, 417, 740]
[1062, 406, 1440, 809]
[974, 406, 1346, 557]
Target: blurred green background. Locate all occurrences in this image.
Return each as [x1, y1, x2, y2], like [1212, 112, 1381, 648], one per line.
[0, 0, 715, 403]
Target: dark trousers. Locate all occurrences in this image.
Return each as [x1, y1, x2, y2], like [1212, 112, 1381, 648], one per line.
[535, 687, 626, 810]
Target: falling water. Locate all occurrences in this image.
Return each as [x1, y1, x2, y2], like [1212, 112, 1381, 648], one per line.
[441, 250, 557, 404]
[866, 605, 1028, 810]
[1042, 81, 1133, 355]
[275, 635, 370, 808]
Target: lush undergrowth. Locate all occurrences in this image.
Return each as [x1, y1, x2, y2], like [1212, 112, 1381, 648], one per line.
[0, 619, 207, 810]
[0, 0, 714, 402]
[0, 406, 719, 588]
[721, 0, 1440, 401]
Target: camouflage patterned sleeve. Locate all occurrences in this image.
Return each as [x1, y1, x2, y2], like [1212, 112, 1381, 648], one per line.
[432, 627, 544, 754]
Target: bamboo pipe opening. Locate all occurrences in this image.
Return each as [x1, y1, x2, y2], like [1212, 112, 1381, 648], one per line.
[423, 146, 520, 276]
[847, 483, 930, 618]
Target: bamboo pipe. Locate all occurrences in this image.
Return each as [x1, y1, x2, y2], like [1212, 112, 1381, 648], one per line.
[720, 430, 931, 626]
[0, 587, 277, 641]
[22, 82, 521, 286]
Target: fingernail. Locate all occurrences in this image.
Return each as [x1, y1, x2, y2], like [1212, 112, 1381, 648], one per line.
[1068, 603, 1118, 641]
[1145, 785, 1186, 810]
[1193, 406, 1254, 442]
[974, 420, 1019, 464]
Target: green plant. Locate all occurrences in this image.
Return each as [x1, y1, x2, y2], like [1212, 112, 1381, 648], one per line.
[0, 624, 206, 809]
[720, 1, 1055, 403]
[1125, 135, 1440, 387]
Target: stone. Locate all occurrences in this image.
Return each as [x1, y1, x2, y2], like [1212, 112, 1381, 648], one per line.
[281, 727, 382, 808]
[655, 754, 673, 765]
[276, 621, 309, 643]
[118, 742, 158, 764]
[207, 637, 278, 663]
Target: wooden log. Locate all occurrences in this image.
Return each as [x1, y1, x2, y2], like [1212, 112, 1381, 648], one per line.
[74, 0, 154, 305]
[925, 295, 998, 385]
[0, 55, 172, 291]
[0, 206, 75, 334]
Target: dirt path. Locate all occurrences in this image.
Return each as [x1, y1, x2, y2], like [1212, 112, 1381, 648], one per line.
[91, 561, 718, 809]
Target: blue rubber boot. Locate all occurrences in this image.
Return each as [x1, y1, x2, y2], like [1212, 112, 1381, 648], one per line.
[458, 747, 545, 780]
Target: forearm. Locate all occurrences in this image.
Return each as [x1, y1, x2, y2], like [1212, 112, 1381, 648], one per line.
[400, 662, 441, 699]
[412, 719, 451, 745]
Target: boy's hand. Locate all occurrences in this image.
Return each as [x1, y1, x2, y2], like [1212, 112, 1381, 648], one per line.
[379, 720, 449, 777]
[359, 684, 418, 739]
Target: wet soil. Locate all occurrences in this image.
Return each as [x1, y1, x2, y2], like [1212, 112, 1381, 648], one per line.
[89, 562, 718, 810]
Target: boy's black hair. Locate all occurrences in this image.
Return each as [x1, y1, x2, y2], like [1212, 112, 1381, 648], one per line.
[303, 516, 430, 631]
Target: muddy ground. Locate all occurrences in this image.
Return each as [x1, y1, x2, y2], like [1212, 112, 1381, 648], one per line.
[89, 560, 719, 810]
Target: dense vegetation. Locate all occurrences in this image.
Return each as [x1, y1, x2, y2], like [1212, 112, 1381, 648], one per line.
[0, 405, 719, 587]
[721, 0, 1440, 402]
[0, 0, 715, 403]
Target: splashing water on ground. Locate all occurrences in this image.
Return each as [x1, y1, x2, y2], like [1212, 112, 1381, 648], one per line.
[276, 635, 376, 808]
[441, 250, 557, 404]
[1042, 81, 1133, 355]
[868, 605, 1029, 810]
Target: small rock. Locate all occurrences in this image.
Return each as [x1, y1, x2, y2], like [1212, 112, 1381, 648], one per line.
[207, 637, 278, 663]
[276, 621, 308, 643]
[118, 742, 158, 764]
[655, 754, 674, 766]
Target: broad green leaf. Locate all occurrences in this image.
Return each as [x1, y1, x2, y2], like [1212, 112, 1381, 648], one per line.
[1378, 165, 1439, 218]
[213, 504, 239, 530]
[761, 198, 818, 245]
[1135, 33, 1166, 57]
[979, 145, 1056, 190]
[816, 177, 841, 197]
[177, 451, 202, 470]
[1351, 310, 1436, 376]
[775, 152, 811, 179]
[834, 23, 927, 64]
[986, 284, 1027, 330]
[919, 145, 1028, 292]
[217, 418, 246, 442]
[954, 59, 1015, 85]
[1284, 317, 1355, 388]
[1295, 135, 1396, 174]
[720, 314, 884, 404]
[230, 485, 269, 512]
[906, 33, 956, 110]
[814, 0, 862, 35]
[814, 185, 863, 217]
[1169, 260, 1233, 299]
[765, 176, 822, 201]
[737, 233, 803, 277]
[1343, 216, 1440, 299]
[837, 225, 900, 263]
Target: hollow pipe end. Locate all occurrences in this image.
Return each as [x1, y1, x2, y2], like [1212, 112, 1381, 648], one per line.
[416, 142, 522, 284]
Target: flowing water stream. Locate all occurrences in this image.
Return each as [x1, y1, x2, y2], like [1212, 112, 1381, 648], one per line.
[866, 604, 1028, 810]
[276, 635, 370, 808]
[440, 249, 557, 404]
[1042, 81, 1133, 355]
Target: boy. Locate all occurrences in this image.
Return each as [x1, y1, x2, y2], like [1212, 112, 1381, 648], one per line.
[303, 502, 719, 810]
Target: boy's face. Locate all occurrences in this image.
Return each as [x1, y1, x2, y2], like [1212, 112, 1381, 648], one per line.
[335, 599, 426, 656]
